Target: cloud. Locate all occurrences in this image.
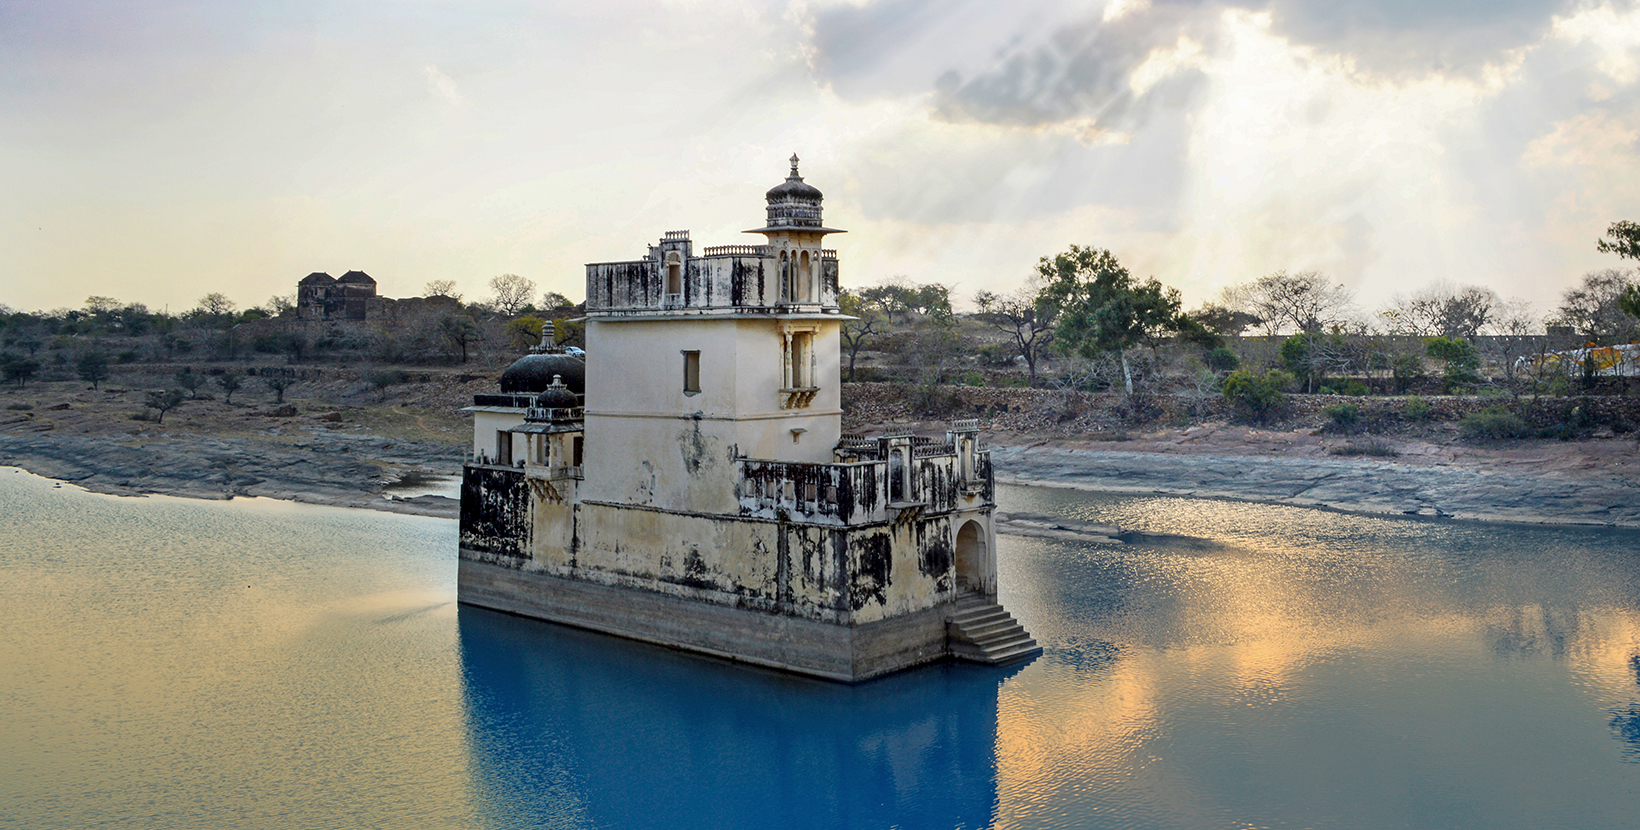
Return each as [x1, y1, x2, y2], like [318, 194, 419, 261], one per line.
[422, 64, 463, 105]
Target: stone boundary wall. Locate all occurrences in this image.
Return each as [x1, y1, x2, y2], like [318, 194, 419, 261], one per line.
[841, 382, 1640, 435]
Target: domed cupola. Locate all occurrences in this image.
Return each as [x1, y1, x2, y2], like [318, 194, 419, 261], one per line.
[533, 375, 579, 411]
[764, 154, 826, 229]
[499, 349, 585, 395]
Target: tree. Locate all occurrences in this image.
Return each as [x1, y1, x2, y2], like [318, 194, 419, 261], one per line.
[175, 369, 205, 399]
[367, 370, 407, 401]
[1425, 336, 1481, 390]
[506, 316, 546, 350]
[197, 293, 236, 316]
[84, 296, 121, 315]
[145, 389, 185, 424]
[263, 375, 295, 403]
[1222, 369, 1291, 424]
[1225, 271, 1354, 335]
[489, 273, 536, 316]
[1552, 269, 1640, 343]
[76, 351, 110, 390]
[1189, 302, 1262, 337]
[541, 291, 573, 310]
[425, 279, 462, 300]
[216, 373, 242, 404]
[1039, 245, 1181, 395]
[3, 355, 40, 387]
[440, 315, 483, 363]
[262, 294, 295, 316]
[973, 277, 1059, 387]
[838, 290, 883, 382]
[1379, 283, 1498, 338]
[1598, 220, 1640, 260]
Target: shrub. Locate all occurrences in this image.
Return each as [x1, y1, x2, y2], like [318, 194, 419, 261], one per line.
[1391, 354, 1425, 393]
[1323, 403, 1360, 432]
[1222, 369, 1291, 423]
[1459, 406, 1528, 440]
[1342, 380, 1371, 396]
[1403, 396, 1432, 422]
[1328, 438, 1398, 457]
[1205, 346, 1239, 373]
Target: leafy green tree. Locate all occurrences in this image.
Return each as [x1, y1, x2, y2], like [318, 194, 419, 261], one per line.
[76, 351, 110, 389]
[3, 355, 40, 387]
[506, 316, 546, 350]
[1038, 245, 1181, 395]
[1597, 220, 1640, 260]
[1425, 336, 1481, 390]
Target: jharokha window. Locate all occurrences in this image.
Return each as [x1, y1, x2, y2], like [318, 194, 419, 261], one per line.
[780, 329, 817, 409]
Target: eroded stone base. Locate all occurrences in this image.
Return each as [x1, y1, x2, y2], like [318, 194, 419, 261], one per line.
[458, 556, 953, 682]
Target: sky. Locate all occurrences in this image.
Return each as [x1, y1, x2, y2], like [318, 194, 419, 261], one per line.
[4, 0, 1640, 318]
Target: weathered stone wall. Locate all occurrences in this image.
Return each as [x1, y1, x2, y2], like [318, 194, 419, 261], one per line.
[460, 465, 530, 560]
[842, 382, 1640, 434]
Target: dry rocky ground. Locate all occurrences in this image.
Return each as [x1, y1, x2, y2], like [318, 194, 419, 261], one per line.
[5, 370, 1640, 529]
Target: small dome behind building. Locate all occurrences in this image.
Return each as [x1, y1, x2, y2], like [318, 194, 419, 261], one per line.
[500, 352, 586, 395]
[533, 376, 579, 410]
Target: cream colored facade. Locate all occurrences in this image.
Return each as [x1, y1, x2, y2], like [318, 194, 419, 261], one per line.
[457, 159, 1036, 681]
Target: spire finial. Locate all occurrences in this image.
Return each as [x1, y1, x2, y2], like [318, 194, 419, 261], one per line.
[789, 153, 800, 179]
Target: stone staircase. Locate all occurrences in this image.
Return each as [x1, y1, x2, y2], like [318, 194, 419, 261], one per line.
[947, 595, 1042, 666]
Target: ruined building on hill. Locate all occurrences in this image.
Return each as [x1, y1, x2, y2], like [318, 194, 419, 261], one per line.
[456, 157, 1039, 682]
[296, 270, 380, 320]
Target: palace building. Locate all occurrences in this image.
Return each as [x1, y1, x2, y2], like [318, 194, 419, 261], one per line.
[457, 157, 1038, 681]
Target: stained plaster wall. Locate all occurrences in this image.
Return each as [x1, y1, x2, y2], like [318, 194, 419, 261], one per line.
[585, 250, 840, 312]
[515, 500, 959, 625]
[582, 317, 841, 510]
[469, 410, 526, 464]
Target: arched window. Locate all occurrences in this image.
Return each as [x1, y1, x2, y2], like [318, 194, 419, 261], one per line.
[798, 250, 812, 303]
[779, 252, 791, 303]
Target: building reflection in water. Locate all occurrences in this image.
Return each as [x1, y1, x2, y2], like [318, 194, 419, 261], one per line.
[457, 605, 1035, 829]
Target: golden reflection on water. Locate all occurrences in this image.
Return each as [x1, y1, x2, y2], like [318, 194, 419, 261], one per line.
[1, 469, 474, 830]
[990, 484, 1640, 830]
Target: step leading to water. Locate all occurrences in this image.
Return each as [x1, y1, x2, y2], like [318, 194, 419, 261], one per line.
[947, 595, 1043, 666]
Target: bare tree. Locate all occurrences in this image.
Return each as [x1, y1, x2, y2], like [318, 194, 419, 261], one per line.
[197, 293, 236, 316]
[973, 276, 1058, 387]
[1226, 271, 1354, 335]
[425, 279, 462, 300]
[146, 389, 185, 424]
[489, 274, 536, 316]
[262, 294, 295, 316]
[264, 375, 295, 403]
[216, 373, 242, 404]
[1482, 298, 1540, 383]
[1552, 268, 1640, 343]
[1379, 283, 1499, 338]
[838, 289, 883, 382]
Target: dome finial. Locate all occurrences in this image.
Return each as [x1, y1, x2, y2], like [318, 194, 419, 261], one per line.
[789, 153, 800, 179]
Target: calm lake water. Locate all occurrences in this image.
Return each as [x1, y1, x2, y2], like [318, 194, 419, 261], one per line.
[4, 468, 1640, 829]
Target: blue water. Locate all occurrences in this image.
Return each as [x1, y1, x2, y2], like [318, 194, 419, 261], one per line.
[4, 468, 1640, 829]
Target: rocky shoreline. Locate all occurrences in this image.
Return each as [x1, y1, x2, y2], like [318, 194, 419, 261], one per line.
[988, 443, 1640, 529]
[8, 428, 1639, 530]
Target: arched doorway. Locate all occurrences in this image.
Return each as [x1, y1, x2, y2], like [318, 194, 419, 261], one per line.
[955, 519, 986, 594]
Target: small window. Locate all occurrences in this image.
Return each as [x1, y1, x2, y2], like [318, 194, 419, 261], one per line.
[682, 350, 701, 395]
[495, 430, 512, 466]
[665, 251, 682, 295]
[572, 435, 584, 467]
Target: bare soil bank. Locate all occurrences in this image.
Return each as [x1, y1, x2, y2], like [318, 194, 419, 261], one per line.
[4, 375, 1639, 528]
